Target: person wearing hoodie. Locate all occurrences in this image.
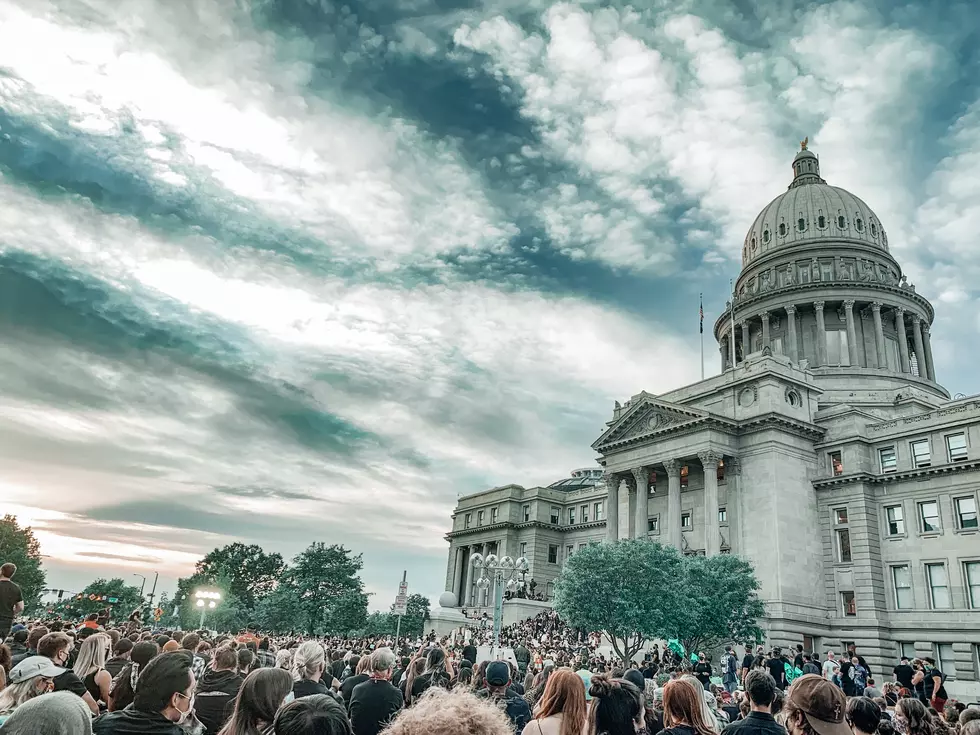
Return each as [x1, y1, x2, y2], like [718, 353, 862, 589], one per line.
[93, 651, 199, 735]
[194, 645, 244, 735]
[0, 690, 94, 735]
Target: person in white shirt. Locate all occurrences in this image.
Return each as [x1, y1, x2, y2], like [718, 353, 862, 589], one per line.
[822, 651, 840, 681]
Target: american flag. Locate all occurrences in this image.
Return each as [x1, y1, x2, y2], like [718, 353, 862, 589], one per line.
[699, 294, 704, 334]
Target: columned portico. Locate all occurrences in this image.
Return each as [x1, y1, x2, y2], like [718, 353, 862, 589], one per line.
[605, 472, 620, 543]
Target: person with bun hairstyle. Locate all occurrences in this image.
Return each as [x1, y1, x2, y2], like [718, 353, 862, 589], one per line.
[661, 678, 719, 735]
[588, 674, 645, 735]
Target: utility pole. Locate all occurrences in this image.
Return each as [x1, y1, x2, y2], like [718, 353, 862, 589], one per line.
[147, 572, 159, 606]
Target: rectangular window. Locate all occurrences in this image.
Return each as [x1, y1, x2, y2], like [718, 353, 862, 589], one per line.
[568, 507, 576, 525]
[548, 545, 558, 564]
[648, 517, 659, 533]
[841, 591, 856, 616]
[717, 460, 725, 482]
[477, 510, 485, 526]
[581, 505, 589, 523]
[519, 542, 526, 558]
[829, 451, 844, 476]
[885, 505, 905, 536]
[490, 507, 499, 523]
[934, 644, 957, 680]
[835, 508, 849, 525]
[892, 565, 913, 609]
[965, 561, 980, 609]
[566, 545, 574, 559]
[899, 642, 916, 659]
[919, 501, 941, 533]
[926, 563, 951, 609]
[681, 512, 692, 528]
[522, 504, 530, 522]
[718, 507, 727, 523]
[803, 635, 815, 653]
[879, 447, 897, 473]
[955, 496, 978, 529]
[578, 543, 586, 550]
[910, 439, 931, 468]
[464, 513, 471, 529]
[594, 501, 603, 521]
[550, 506, 560, 525]
[946, 432, 968, 462]
[836, 529, 852, 563]
[680, 465, 689, 488]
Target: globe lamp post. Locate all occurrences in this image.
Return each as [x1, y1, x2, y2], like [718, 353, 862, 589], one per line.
[194, 590, 221, 629]
[469, 553, 529, 657]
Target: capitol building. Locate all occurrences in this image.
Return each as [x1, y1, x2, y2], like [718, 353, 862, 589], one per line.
[442, 144, 980, 694]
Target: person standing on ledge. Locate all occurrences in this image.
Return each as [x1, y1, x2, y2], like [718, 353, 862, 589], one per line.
[0, 563, 25, 643]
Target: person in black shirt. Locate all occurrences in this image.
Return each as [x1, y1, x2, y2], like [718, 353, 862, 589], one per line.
[892, 657, 914, 691]
[462, 643, 477, 665]
[765, 649, 788, 691]
[722, 670, 786, 735]
[37, 631, 100, 716]
[0, 563, 24, 643]
[740, 645, 756, 686]
[350, 648, 403, 735]
[694, 654, 713, 689]
[792, 646, 805, 671]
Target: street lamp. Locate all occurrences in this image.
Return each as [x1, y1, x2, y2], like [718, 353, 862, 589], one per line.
[194, 590, 221, 629]
[133, 574, 146, 598]
[470, 553, 529, 658]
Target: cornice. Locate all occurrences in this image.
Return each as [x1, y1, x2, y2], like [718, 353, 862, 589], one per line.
[737, 412, 825, 441]
[813, 459, 980, 490]
[595, 415, 740, 453]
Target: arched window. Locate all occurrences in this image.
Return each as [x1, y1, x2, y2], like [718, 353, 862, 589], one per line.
[779, 222, 787, 237]
[870, 222, 878, 237]
[855, 217, 864, 232]
[838, 215, 846, 228]
[818, 215, 826, 228]
[751, 237, 757, 250]
[763, 229, 771, 243]
[798, 217, 806, 232]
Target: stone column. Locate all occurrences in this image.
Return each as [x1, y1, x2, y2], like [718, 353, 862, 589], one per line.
[895, 308, 910, 373]
[632, 467, 648, 539]
[784, 306, 798, 362]
[605, 472, 620, 543]
[664, 459, 682, 550]
[740, 321, 750, 359]
[814, 301, 826, 366]
[480, 542, 489, 606]
[760, 311, 771, 352]
[922, 324, 936, 382]
[452, 546, 465, 602]
[911, 315, 927, 379]
[459, 546, 471, 605]
[871, 302, 887, 369]
[624, 474, 637, 539]
[720, 338, 728, 372]
[699, 451, 721, 556]
[729, 458, 742, 555]
[843, 300, 859, 366]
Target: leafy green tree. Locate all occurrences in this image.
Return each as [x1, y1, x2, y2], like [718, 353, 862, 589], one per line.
[189, 543, 285, 612]
[554, 539, 691, 662]
[59, 578, 145, 620]
[289, 543, 367, 635]
[391, 593, 430, 638]
[359, 611, 395, 637]
[672, 553, 765, 655]
[0, 515, 46, 612]
[252, 586, 306, 634]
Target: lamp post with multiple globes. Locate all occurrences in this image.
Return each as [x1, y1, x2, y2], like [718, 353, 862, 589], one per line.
[469, 553, 529, 657]
[194, 590, 221, 629]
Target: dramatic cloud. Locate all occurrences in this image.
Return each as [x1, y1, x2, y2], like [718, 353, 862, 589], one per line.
[1, 0, 979, 604]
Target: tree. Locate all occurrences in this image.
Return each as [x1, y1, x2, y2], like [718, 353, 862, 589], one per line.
[359, 611, 395, 637]
[252, 586, 306, 635]
[391, 593, 430, 638]
[0, 515, 46, 611]
[554, 539, 691, 662]
[61, 578, 145, 620]
[288, 543, 368, 636]
[191, 543, 285, 612]
[672, 553, 765, 655]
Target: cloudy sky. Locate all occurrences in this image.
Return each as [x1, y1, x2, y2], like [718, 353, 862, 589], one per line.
[1, 0, 979, 609]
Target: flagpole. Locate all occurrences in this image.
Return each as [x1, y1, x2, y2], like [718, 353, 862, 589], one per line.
[700, 293, 705, 380]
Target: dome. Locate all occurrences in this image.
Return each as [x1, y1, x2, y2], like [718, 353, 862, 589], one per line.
[741, 147, 888, 267]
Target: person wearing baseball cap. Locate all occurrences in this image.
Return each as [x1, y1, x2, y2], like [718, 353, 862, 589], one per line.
[783, 674, 853, 735]
[476, 661, 531, 734]
[0, 655, 64, 724]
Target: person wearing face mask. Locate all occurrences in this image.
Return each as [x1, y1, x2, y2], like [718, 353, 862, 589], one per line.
[92, 650, 200, 734]
[38, 632, 101, 716]
[0, 655, 62, 724]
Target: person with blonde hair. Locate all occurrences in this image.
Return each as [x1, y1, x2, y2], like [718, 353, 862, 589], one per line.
[292, 641, 330, 699]
[275, 649, 293, 672]
[384, 686, 514, 735]
[0, 655, 62, 724]
[661, 678, 719, 735]
[522, 667, 587, 735]
[73, 632, 112, 707]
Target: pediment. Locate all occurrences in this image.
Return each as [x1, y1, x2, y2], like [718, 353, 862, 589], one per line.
[592, 396, 708, 450]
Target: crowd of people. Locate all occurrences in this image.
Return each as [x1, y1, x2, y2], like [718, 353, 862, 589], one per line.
[0, 562, 977, 735]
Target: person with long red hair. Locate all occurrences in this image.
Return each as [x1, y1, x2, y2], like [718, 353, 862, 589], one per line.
[661, 678, 719, 735]
[523, 668, 587, 735]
